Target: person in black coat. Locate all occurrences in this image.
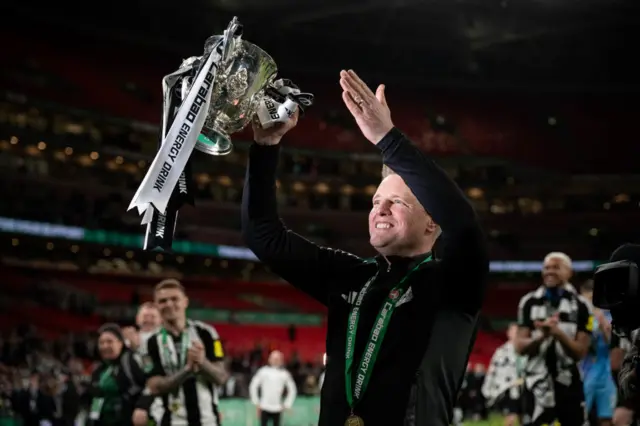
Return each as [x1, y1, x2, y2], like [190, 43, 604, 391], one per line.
[242, 70, 488, 426]
[12, 372, 55, 426]
[84, 324, 147, 426]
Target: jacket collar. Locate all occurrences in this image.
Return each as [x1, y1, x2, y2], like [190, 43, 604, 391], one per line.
[374, 251, 433, 272]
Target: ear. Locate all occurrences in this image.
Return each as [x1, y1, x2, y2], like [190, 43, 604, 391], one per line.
[184, 296, 190, 309]
[424, 217, 438, 235]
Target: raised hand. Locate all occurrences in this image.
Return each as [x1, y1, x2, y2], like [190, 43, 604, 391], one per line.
[252, 109, 299, 146]
[339, 69, 394, 145]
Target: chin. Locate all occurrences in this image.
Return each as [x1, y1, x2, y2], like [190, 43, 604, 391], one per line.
[370, 240, 386, 252]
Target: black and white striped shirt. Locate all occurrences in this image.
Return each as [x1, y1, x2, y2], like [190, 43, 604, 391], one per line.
[481, 342, 523, 404]
[146, 320, 225, 426]
[517, 285, 593, 385]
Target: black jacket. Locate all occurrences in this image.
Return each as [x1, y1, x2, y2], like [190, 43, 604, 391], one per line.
[84, 350, 147, 426]
[619, 331, 640, 410]
[12, 388, 56, 426]
[241, 128, 489, 426]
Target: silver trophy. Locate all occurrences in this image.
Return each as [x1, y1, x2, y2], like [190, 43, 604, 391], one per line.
[190, 18, 277, 156]
[129, 16, 311, 246]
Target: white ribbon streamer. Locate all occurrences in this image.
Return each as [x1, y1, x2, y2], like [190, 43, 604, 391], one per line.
[256, 97, 299, 129]
[139, 62, 196, 227]
[255, 78, 313, 128]
[128, 48, 219, 217]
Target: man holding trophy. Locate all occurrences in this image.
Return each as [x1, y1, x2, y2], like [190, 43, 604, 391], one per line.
[243, 69, 488, 425]
[129, 16, 487, 426]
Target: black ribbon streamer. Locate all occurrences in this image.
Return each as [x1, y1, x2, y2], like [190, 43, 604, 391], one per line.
[144, 74, 197, 252]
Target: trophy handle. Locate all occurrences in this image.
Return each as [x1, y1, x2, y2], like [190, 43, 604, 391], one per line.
[221, 17, 244, 64]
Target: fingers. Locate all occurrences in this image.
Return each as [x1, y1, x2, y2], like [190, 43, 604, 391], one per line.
[375, 85, 387, 107]
[342, 90, 362, 117]
[339, 75, 364, 105]
[341, 70, 375, 100]
[340, 70, 374, 109]
[289, 108, 300, 127]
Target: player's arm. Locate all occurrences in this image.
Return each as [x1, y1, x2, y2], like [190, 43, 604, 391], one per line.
[552, 298, 592, 361]
[197, 360, 229, 386]
[147, 368, 192, 395]
[145, 335, 193, 395]
[514, 296, 545, 356]
[595, 309, 612, 343]
[196, 324, 229, 386]
[242, 143, 368, 305]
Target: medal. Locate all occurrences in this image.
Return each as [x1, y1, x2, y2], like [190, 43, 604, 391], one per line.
[170, 400, 181, 412]
[344, 255, 433, 417]
[344, 414, 364, 426]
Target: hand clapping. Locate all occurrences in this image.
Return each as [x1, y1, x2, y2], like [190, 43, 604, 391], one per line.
[339, 69, 394, 145]
[187, 341, 206, 371]
[534, 314, 560, 337]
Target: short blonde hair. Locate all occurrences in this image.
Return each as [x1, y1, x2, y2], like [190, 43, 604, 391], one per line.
[543, 252, 573, 270]
[381, 164, 395, 179]
[154, 278, 185, 295]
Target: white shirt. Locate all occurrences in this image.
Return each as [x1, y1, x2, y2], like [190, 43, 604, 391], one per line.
[138, 329, 157, 355]
[249, 366, 297, 413]
[138, 328, 164, 422]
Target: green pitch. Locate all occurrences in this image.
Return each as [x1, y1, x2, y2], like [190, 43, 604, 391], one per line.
[466, 414, 512, 425]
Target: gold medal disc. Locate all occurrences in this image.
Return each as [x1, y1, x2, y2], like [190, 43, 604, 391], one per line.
[344, 414, 364, 426]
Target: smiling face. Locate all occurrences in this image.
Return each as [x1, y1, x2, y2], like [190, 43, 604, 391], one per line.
[369, 174, 437, 257]
[136, 304, 161, 332]
[154, 287, 188, 324]
[542, 255, 572, 288]
[98, 332, 123, 361]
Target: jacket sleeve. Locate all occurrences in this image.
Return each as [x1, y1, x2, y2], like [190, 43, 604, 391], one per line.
[122, 351, 148, 397]
[241, 143, 368, 305]
[378, 128, 489, 309]
[618, 335, 639, 405]
[249, 367, 262, 406]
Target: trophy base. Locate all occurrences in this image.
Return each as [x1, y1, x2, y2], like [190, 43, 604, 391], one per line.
[196, 130, 233, 156]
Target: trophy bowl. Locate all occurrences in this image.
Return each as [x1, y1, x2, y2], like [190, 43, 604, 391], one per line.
[191, 34, 278, 156]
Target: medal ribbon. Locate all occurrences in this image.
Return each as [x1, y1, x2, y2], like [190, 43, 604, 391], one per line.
[161, 328, 190, 397]
[344, 255, 433, 409]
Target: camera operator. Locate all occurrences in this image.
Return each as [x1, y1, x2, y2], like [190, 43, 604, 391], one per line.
[612, 332, 637, 426]
[592, 243, 640, 419]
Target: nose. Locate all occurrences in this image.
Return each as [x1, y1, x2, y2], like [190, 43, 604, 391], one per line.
[378, 200, 392, 216]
